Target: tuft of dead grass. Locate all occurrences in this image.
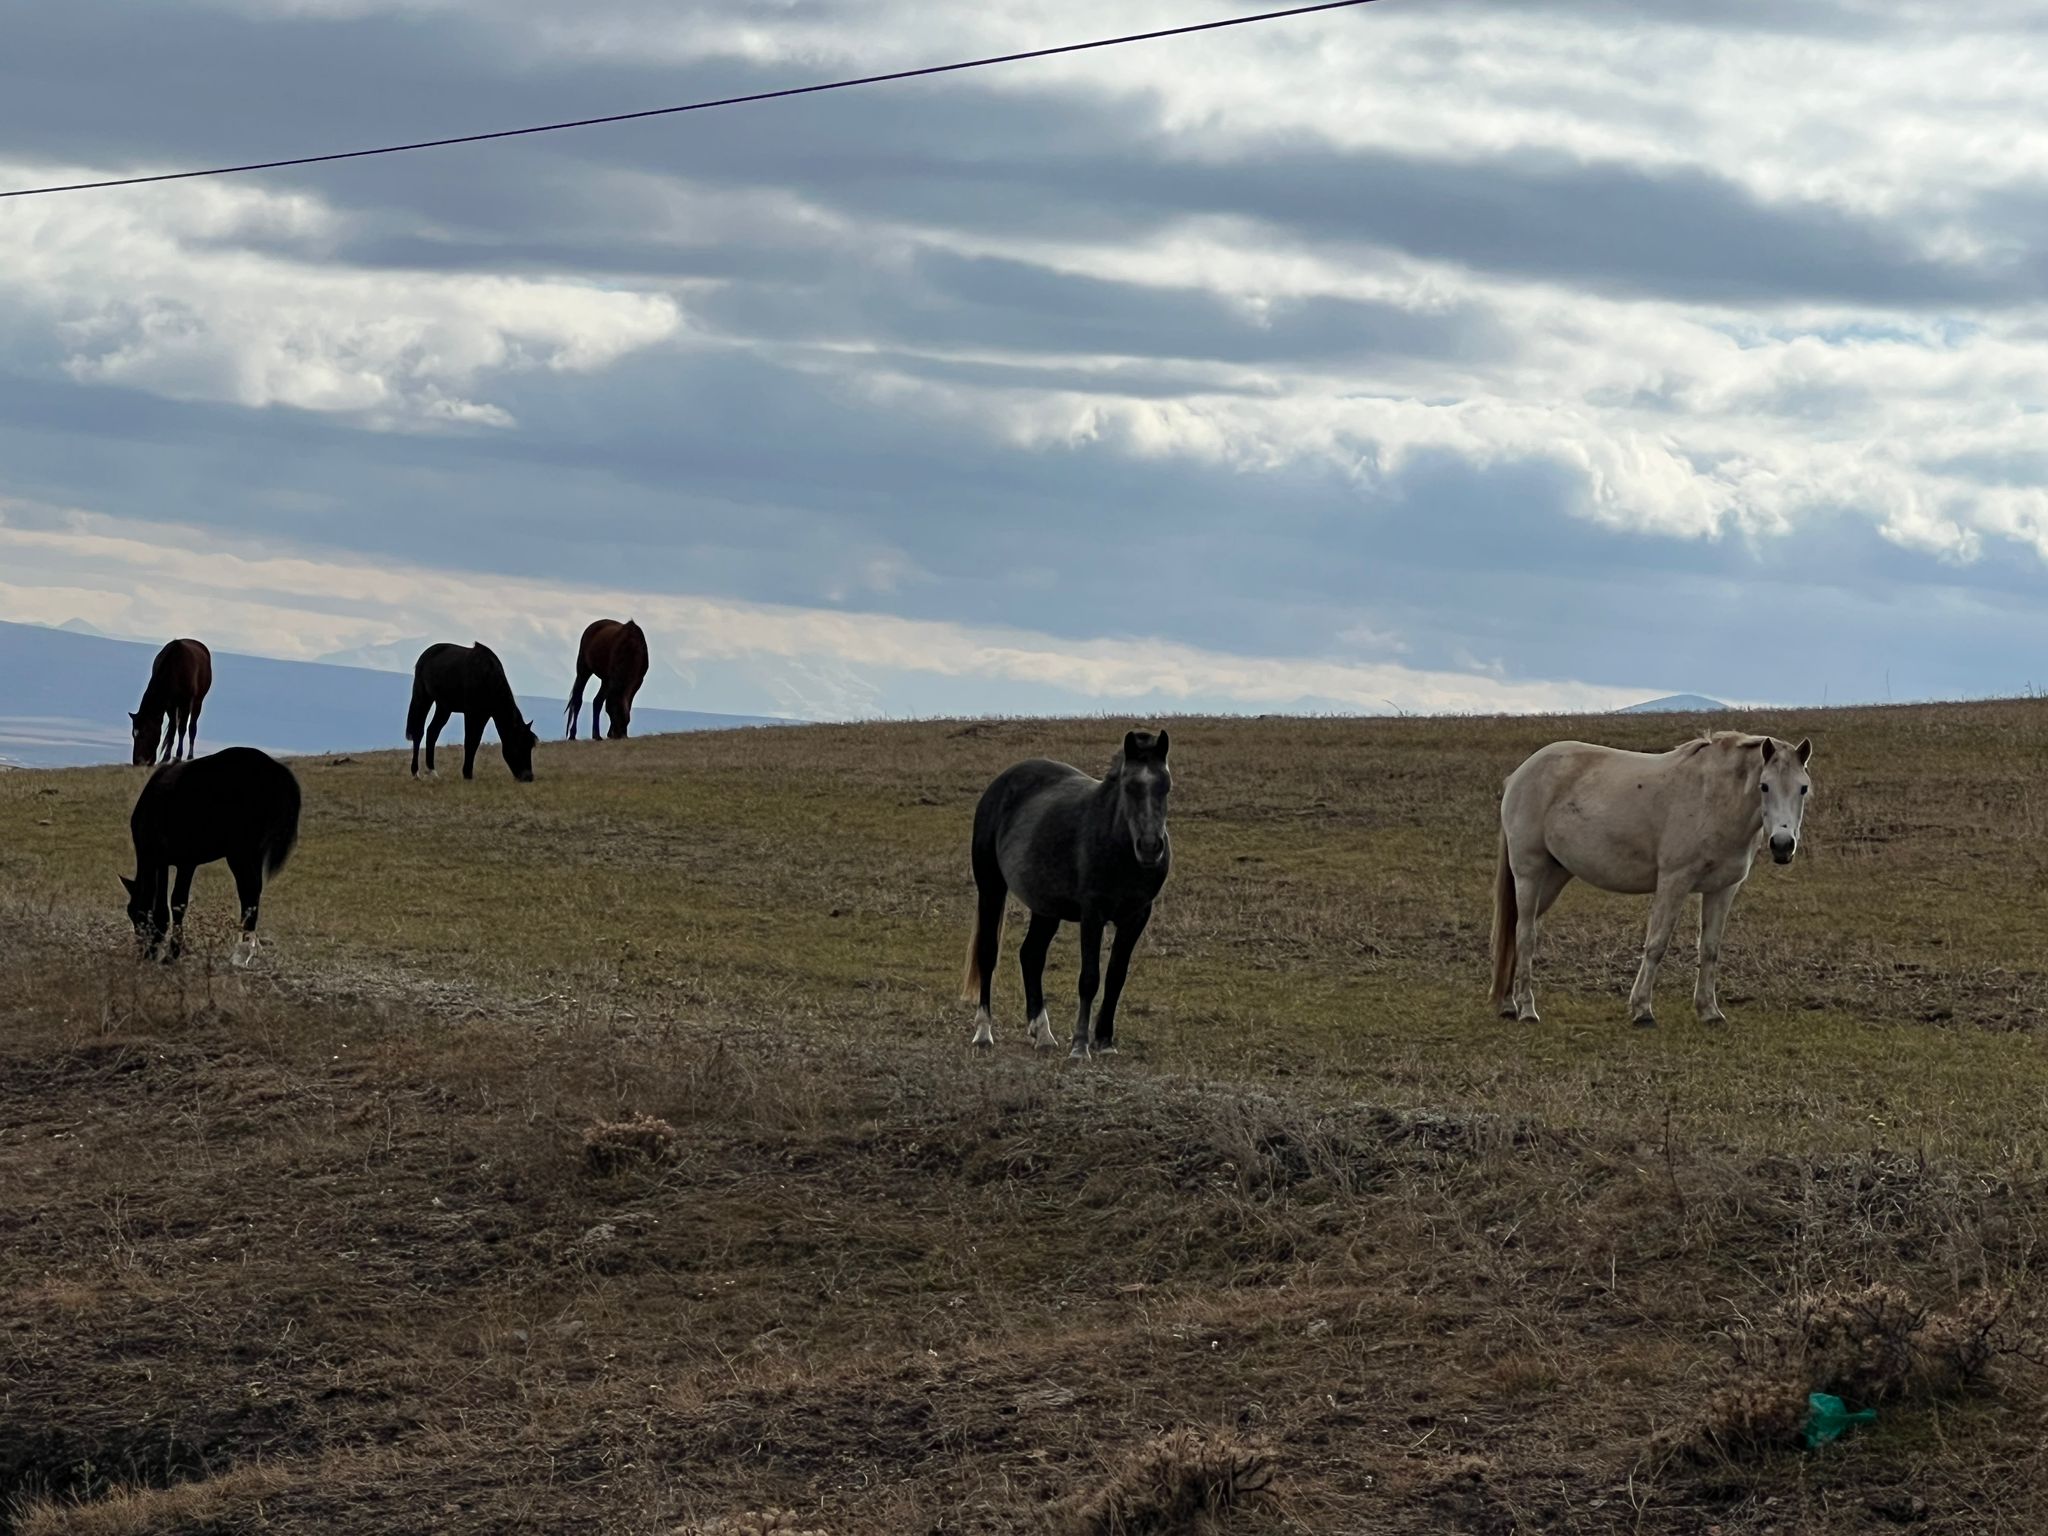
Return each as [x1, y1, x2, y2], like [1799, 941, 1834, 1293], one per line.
[1057, 1427, 1276, 1536]
[16, 1463, 292, 1536]
[671, 1513, 832, 1536]
[582, 1111, 678, 1174]
[1661, 1282, 2042, 1461]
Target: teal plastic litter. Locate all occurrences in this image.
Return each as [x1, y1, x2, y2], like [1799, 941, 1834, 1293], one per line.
[1803, 1392, 1877, 1447]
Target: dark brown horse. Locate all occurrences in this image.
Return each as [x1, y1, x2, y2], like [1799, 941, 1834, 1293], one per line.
[565, 619, 650, 740]
[124, 746, 300, 966]
[406, 642, 538, 781]
[130, 638, 212, 766]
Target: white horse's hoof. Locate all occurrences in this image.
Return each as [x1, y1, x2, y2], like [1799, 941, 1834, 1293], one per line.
[1516, 1008, 1541, 1025]
[230, 941, 257, 969]
[970, 1010, 994, 1049]
[1068, 1043, 1090, 1060]
[1093, 1044, 1119, 1057]
[1027, 1011, 1058, 1049]
[1632, 1013, 1657, 1029]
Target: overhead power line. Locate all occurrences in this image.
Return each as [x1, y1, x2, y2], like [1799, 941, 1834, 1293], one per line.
[1, 0, 1383, 200]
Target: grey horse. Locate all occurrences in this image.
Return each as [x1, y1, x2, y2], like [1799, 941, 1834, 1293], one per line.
[960, 730, 1172, 1059]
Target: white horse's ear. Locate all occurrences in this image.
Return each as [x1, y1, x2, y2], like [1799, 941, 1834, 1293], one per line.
[1760, 739, 1776, 764]
[1796, 737, 1812, 765]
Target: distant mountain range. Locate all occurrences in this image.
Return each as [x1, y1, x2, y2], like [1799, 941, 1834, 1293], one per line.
[1617, 693, 1730, 714]
[0, 620, 783, 768]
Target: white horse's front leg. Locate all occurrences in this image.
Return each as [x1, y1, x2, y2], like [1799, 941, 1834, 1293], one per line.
[1693, 884, 1739, 1024]
[1627, 877, 1691, 1027]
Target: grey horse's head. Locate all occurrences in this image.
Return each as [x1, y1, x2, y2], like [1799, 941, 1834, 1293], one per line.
[1113, 729, 1172, 868]
[1758, 736, 1813, 863]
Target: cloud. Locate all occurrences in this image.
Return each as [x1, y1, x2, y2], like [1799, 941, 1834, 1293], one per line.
[0, 163, 681, 428]
[0, 500, 1648, 716]
[4, 0, 2048, 717]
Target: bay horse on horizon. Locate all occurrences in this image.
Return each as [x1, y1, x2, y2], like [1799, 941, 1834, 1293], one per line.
[565, 619, 650, 740]
[130, 638, 212, 766]
[961, 729, 1172, 1059]
[406, 642, 538, 781]
[124, 746, 300, 967]
[1491, 730, 1813, 1028]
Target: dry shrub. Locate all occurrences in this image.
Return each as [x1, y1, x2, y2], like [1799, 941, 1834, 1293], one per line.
[582, 1112, 677, 1174]
[16, 1463, 291, 1535]
[1059, 1427, 1276, 1536]
[1661, 1283, 2035, 1462]
[671, 1513, 830, 1536]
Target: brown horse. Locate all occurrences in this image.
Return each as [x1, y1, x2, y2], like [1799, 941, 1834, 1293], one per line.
[565, 619, 650, 740]
[131, 638, 212, 765]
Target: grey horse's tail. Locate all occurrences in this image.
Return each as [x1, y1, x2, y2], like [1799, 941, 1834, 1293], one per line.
[1489, 831, 1516, 1009]
[960, 890, 1006, 1004]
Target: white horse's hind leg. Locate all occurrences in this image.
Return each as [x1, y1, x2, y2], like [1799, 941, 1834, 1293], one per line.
[971, 1007, 995, 1048]
[1628, 878, 1691, 1027]
[1510, 867, 1550, 1023]
[1693, 885, 1738, 1024]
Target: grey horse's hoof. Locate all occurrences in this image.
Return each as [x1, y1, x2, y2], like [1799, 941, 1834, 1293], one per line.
[1516, 1008, 1540, 1025]
[1068, 1043, 1090, 1060]
[1633, 1013, 1657, 1029]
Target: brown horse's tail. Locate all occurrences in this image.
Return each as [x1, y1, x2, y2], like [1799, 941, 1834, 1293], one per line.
[1489, 831, 1517, 1010]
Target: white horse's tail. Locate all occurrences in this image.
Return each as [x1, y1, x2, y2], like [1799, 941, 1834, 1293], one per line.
[1489, 832, 1516, 1009]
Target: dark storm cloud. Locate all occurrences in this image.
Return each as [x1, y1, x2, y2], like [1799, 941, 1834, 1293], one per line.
[3, 0, 2020, 313]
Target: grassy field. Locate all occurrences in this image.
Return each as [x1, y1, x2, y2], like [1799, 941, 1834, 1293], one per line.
[3, 704, 2046, 1533]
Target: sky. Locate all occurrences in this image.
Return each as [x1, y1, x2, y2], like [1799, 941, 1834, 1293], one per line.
[3, 0, 2048, 719]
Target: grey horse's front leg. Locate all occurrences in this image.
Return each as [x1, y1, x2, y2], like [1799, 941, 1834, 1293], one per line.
[1627, 876, 1691, 1027]
[1693, 884, 1739, 1024]
[1070, 917, 1104, 1059]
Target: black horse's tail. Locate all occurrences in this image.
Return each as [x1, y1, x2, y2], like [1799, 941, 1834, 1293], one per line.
[405, 668, 432, 744]
[265, 770, 303, 878]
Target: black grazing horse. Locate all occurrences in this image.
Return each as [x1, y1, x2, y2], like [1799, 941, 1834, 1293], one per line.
[123, 746, 300, 965]
[961, 729, 1172, 1059]
[406, 642, 538, 781]
[565, 618, 650, 740]
[130, 638, 212, 765]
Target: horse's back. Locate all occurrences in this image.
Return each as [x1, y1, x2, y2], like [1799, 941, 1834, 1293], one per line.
[152, 637, 211, 697]
[1502, 740, 1679, 892]
[133, 747, 300, 868]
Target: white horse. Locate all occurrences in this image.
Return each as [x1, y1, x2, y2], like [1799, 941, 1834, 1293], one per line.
[1490, 731, 1813, 1027]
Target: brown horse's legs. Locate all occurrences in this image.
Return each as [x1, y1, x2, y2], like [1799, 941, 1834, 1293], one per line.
[186, 700, 201, 760]
[590, 685, 609, 741]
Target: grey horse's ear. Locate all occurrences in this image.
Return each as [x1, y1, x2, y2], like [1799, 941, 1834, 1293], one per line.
[1796, 737, 1812, 765]
[1122, 730, 1143, 759]
[1155, 729, 1170, 759]
[1760, 739, 1776, 764]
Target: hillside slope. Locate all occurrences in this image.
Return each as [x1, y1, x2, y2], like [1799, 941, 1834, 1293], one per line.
[3, 705, 2045, 1533]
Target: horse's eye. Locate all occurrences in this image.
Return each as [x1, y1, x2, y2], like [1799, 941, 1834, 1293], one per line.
[1800, 784, 1809, 795]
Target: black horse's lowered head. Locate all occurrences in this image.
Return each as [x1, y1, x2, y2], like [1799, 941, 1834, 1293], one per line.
[503, 719, 540, 782]
[119, 874, 161, 955]
[1112, 728, 1172, 869]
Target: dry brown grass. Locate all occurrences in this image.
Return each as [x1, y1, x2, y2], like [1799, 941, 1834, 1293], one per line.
[2, 704, 2047, 1532]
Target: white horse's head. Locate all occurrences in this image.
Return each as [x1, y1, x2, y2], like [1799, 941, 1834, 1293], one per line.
[1758, 736, 1813, 863]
